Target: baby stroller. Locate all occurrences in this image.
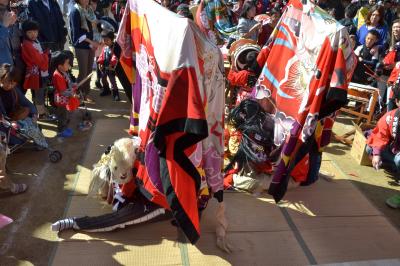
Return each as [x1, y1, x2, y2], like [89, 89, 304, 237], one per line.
[0, 116, 62, 163]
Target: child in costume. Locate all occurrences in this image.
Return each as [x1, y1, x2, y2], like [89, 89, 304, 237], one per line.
[97, 31, 120, 101]
[20, 19, 50, 119]
[51, 52, 77, 138]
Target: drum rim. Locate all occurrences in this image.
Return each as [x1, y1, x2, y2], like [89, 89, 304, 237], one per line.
[230, 40, 261, 71]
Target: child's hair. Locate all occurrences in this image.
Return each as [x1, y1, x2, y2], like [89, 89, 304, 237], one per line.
[50, 51, 70, 71]
[344, 3, 358, 19]
[62, 50, 75, 68]
[0, 64, 20, 83]
[101, 30, 115, 41]
[240, 1, 256, 18]
[21, 19, 39, 34]
[245, 51, 258, 70]
[367, 29, 380, 40]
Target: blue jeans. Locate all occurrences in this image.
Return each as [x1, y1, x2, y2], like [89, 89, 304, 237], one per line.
[366, 145, 400, 172]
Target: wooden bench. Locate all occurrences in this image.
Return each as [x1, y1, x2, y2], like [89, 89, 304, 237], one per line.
[340, 82, 379, 124]
[334, 82, 379, 145]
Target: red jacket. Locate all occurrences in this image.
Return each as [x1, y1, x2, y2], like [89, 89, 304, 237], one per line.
[21, 39, 49, 90]
[52, 70, 70, 107]
[97, 46, 118, 68]
[367, 108, 398, 155]
[227, 69, 251, 88]
[388, 62, 400, 85]
[383, 50, 396, 68]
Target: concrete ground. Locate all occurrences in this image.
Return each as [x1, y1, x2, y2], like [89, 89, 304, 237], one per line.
[0, 81, 399, 265]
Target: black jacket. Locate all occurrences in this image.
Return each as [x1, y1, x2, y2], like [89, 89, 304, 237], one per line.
[69, 7, 94, 49]
[27, 0, 67, 46]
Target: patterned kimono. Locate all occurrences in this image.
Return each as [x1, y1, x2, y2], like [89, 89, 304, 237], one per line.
[117, 0, 225, 244]
[254, 0, 356, 202]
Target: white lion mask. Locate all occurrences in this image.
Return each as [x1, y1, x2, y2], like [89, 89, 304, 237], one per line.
[109, 137, 140, 184]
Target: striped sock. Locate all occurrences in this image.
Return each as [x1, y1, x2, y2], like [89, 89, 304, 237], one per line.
[51, 218, 78, 232]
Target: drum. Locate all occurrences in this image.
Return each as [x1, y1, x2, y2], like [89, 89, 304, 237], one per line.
[99, 19, 117, 34]
[228, 39, 261, 71]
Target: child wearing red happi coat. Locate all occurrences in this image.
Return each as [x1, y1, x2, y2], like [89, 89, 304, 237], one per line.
[21, 20, 49, 118]
[51, 52, 77, 138]
[97, 31, 120, 101]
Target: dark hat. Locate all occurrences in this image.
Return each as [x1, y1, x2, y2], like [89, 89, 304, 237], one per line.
[21, 19, 39, 32]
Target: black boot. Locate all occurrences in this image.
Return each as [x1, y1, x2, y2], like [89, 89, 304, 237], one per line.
[100, 87, 111, 96]
[112, 90, 120, 101]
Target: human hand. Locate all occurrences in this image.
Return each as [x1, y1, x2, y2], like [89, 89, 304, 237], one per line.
[358, 57, 363, 62]
[91, 41, 100, 50]
[372, 155, 382, 170]
[370, 46, 378, 55]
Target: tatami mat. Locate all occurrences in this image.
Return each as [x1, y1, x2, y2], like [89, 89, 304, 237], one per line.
[51, 119, 400, 266]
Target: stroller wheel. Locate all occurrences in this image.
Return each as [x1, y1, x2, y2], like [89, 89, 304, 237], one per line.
[49, 150, 62, 163]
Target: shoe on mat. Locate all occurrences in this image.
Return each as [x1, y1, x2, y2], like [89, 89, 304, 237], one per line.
[112, 90, 120, 101]
[100, 89, 111, 97]
[386, 195, 400, 209]
[78, 122, 92, 131]
[84, 96, 95, 103]
[58, 128, 73, 138]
